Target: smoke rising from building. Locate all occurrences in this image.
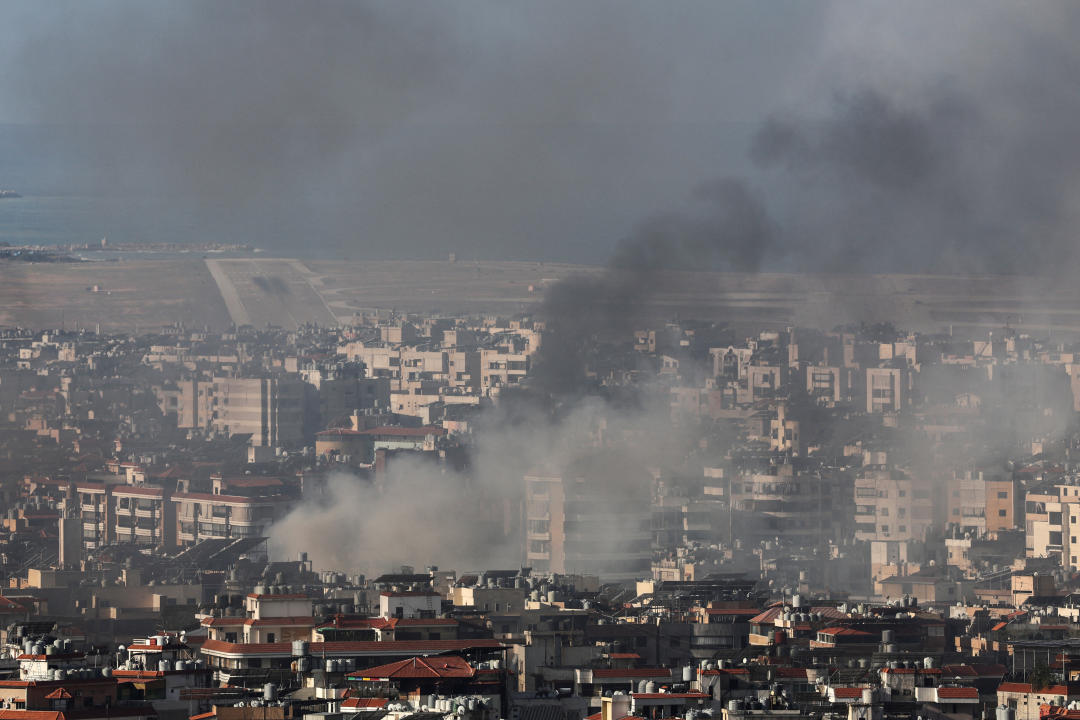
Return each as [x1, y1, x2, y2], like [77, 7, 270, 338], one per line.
[269, 396, 681, 574]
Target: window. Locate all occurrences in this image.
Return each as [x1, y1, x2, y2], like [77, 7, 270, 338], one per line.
[879, 507, 889, 517]
[267, 633, 275, 643]
[999, 510, 1007, 517]
[952, 508, 960, 516]
[998, 491, 1009, 499]
[899, 525, 907, 533]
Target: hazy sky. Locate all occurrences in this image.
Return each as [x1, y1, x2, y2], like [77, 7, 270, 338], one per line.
[2, 2, 1079, 271]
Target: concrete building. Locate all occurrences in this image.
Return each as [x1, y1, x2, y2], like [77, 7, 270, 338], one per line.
[946, 470, 1019, 537]
[866, 367, 904, 413]
[854, 464, 934, 542]
[173, 490, 292, 548]
[204, 376, 308, 447]
[524, 458, 653, 579]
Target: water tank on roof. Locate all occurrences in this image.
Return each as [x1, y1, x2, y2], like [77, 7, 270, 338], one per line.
[159, 660, 172, 672]
[645, 681, 658, 694]
[264, 684, 278, 702]
[292, 640, 310, 657]
[924, 657, 934, 669]
[683, 666, 694, 682]
[997, 706, 1016, 720]
[881, 629, 895, 644]
[638, 680, 649, 693]
[101, 668, 112, 678]
[792, 594, 802, 609]
[53, 638, 63, 650]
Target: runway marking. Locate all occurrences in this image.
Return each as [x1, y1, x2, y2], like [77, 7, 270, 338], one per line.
[204, 259, 252, 326]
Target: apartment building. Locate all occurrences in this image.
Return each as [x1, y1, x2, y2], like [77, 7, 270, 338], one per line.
[173, 490, 293, 548]
[866, 368, 904, 413]
[479, 348, 529, 392]
[524, 461, 653, 579]
[111, 485, 176, 550]
[203, 376, 307, 447]
[729, 461, 832, 545]
[1024, 481, 1080, 567]
[157, 376, 308, 446]
[806, 365, 841, 404]
[854, 465, 935, 542]
[77, 483, 111, 550]
[946, 470, 1019, 537]
[769, 404, 800, 455]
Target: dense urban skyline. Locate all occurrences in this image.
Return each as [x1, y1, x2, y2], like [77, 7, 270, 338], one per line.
[5, 4, 1080, 720]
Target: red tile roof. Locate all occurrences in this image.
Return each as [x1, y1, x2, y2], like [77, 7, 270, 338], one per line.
[937, 687, 979, 699]
[833, 688, 867, 699]
[347, 655, 473, 680]
[941, 665, 978, 677]
[818, 627, 873, 637]
[246, 617, 317, 627]
[0, 597, 27, 612]
[342, 698, 390, 709]
[200, 638, 505, 656]
[592, 669, 673, 679]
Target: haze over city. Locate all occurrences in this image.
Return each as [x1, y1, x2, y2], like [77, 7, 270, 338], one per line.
[4, 5, 1080, 720]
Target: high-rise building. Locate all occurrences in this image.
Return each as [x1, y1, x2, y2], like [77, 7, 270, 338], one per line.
[525, 455, 652, 579]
